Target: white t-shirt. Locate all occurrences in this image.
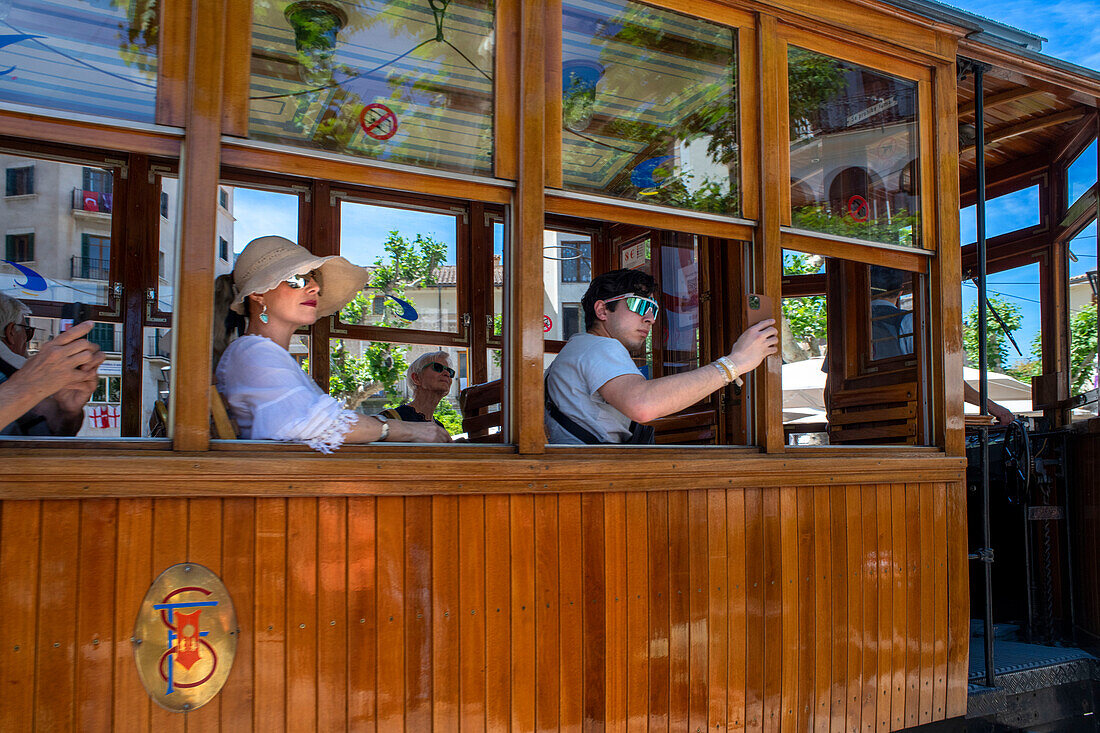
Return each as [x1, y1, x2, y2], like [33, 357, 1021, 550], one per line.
[545, 332, 643, 444]
[215, 335, 358, 453]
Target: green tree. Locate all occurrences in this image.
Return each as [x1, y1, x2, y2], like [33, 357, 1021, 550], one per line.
[329, 230, 446, 411]
[963, 296, 1024, 372]
[1070, 303, 1098, 394]
[781, 253, 827, 360]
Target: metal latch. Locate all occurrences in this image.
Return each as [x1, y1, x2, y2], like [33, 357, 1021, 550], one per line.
[968, 548, 995, 563]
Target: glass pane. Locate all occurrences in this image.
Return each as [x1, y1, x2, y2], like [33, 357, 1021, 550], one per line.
[543, 228, 592, 341]
[869, 265, 914, 361]
[1, 155, 115, 306]
[1067, 139, 1097, 210]
[330, 338, 464, 437]
[561, 0, 740, 215]
[142, 326, 171, 437]
[492, 218, 504, 341]
[959, 185, 1040, 245]
[659, 233, 700, 375]
[788, 46, 920, 248]
[249, 0, 494, 175]
[1069, 223, 1097, 422]
[338, 201, 459, 333]
[0, 0, 157, 122]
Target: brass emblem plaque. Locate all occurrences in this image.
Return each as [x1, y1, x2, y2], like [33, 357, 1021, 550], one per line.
[132, 563, 238, 712]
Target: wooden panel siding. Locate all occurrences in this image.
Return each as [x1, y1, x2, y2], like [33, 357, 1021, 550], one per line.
[0, 482, 967, 730]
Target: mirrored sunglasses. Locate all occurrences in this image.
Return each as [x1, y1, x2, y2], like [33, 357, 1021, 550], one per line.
[284, 271, 317, 289]
[427, 362, 456, 378]
[604, 293, 660, 319]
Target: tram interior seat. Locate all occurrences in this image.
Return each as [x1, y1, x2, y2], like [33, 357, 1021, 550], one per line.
[210, 385, 239, 440]
[459, 379, 503, 442]
[827, 381, 918, 445]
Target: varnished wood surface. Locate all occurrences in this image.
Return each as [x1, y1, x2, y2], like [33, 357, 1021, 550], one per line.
[0, 482, 967, 731]
[1070, 431, 1100, 646]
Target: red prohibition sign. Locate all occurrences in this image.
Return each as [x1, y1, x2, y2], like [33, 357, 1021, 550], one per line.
[359, 103, 399, 141]
[543, 315, 553, 333]
[847, 194, 870, 223]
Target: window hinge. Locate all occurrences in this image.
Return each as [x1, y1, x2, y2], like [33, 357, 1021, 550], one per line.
[450, 206, 468, 224]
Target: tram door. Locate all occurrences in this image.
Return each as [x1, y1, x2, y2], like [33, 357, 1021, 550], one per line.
[607, 222, 747, 444]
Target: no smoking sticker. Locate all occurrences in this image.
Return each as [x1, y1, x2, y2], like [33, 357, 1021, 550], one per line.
[359, 103, 399, 141]
[543, 315, 553, 333]
[847, 194, 869, 223]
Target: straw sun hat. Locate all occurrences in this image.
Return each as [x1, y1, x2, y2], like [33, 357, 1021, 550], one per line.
[230, 236, 368, 317]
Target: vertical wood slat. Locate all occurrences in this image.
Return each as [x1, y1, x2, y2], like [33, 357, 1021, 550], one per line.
[918, 484, 935, 724]
[667, 490, 690, 731]
[317, 497, 348, 733]
[220, 498, 255, 732]
[945, 481, 970, 718]
[185, 498, 223, 732]
[559, 493, 584, 733]
[375, 497, 405, 730]
[845, 485, 863, 733]
[625, 491, 649, 733]
[743, 487, 764, 730]
[113, 499, 153, 732]
[904, 483, 923, 728]
[796, 486, 816, 732]
[254, 499, 287, 732]
[860, 485, 878, 733]
[75, 499, 118, 733]
[727, 489, 748, 731]
[779, 486, 799, 730]
[347, 497, 377, 731]
[510, 495, 536, 732]
[890, 484, 908, 731]
[687, 491, 709, 733]
[830, 485, 849, 733]
[405, 496, 433, 732]
[605, 492, 628, 733]
[812, 486, 831, 732]
[433, 496, 460, 733]
[286, 498, 318, 733]
[648, 491, 670, 732]
[535, 494, 561, 732]
[458, 496, 487, 732]
[876, 485, 892, 733]
[762, 485, 783, 729]
[152, 499, 187, 733]
[484, 495, 511, 732]
[707, 490, 728, 732]
[932, 483, 950, 722]
[582, 493, 608, 729]
[35, 502, 79, 731]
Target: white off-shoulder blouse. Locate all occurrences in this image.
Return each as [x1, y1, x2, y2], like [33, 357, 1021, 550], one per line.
[215, 335, 358, 454]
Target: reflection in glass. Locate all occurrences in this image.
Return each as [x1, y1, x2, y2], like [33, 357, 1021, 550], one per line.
[659, 234, 699, 375]
[959, 185, 1040, 245]
[249, 0, 494, 175]
[143, 326, 171, 437]
[869, 265, 914, 360]
[338, 202, 458, 333]
[1067, 139, 1097, 210]
[543, 228, 592, 342]
[561, 0, 740, 215]
[788, 47, 920, 248]
[0, 0, 157, 121]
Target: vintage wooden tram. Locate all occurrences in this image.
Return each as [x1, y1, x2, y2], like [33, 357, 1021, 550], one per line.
[0, 0, 1096, 729]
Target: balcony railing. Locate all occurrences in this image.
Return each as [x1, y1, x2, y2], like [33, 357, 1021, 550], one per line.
[71, 187, 113, 214]
[71, 256, 109, 280]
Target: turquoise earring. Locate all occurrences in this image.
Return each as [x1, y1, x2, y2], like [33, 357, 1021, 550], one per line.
[258, 303, 269, 324]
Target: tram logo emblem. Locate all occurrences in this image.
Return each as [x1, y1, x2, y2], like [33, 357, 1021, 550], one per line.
[133, 564, 238, 712]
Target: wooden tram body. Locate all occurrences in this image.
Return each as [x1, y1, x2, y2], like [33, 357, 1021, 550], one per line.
[0, 0, 1096, 730]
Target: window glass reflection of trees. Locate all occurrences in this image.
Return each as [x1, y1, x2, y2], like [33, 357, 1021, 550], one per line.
[561, 0, 740, 215]
[788, 47, 920, 248]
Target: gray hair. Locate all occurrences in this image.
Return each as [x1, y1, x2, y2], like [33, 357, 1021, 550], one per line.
[407, 350, 450, 391]
[0, 292, 30, 334]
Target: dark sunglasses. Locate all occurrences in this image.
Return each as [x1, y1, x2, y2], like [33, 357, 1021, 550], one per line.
[285, 271, 318, 289]
[426, 362, 456, 378]
[20, 323, 36, 340]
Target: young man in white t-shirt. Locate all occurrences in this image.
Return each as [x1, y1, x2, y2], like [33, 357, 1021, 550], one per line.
[545, 268, 778, 444]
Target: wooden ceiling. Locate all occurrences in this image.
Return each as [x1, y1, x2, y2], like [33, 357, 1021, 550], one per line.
[956, 71, 1096, 195]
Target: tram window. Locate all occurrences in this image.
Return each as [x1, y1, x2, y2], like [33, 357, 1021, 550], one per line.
[560, 0, 741, 217]
[1067, 139, 1097, 211]
[544, 228, 594, 343]
[143, 327, 171, 438]
[247, 0, 494, 176]
[0, 2, 157, 123]
[960, 185, 1041, 245]
[783, 251, 930, 446]
[1068, 222, 1097, 422]
[788, 47, 921, 249]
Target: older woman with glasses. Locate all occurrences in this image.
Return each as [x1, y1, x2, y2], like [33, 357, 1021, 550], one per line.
[214, 236, 450, 452]
[378, 351, 455, 429]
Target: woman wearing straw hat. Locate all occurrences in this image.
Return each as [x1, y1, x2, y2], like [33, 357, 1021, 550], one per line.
[214, 236, 451, 452]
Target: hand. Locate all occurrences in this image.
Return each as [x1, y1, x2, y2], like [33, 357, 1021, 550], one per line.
[52, 355, 104, 416]
[10, 320, 102, 400]
[727, 319, 779, 375]
[989, 402, 1015, 425]
[388, 420, 453, 443]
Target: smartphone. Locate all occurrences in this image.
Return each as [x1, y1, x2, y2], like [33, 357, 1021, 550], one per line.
[60, 302, 92, 330]
[745, 293, 774, 327]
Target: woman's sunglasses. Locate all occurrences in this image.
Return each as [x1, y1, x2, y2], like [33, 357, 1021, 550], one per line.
[603, 293, 660, 319]
[284, 271, 318, 289]
[426, 362, 456, 378]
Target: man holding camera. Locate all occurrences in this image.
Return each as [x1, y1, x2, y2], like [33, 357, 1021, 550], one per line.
[0, 293, 103, 436]
[545, 268, 778, 444]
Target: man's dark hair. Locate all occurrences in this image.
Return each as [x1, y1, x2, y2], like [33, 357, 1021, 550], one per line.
[582, 268, 657, 331]
[869, 265, 907, 296]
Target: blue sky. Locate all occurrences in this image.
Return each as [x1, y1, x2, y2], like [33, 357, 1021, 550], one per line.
[949, 0, 1099, 371]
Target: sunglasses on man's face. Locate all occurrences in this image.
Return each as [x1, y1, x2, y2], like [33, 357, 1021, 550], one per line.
[426, 362, 456, 378]
[20, 323, 36, 340]
[285, 271, 318, 289]
[603, 293, 660, 320]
